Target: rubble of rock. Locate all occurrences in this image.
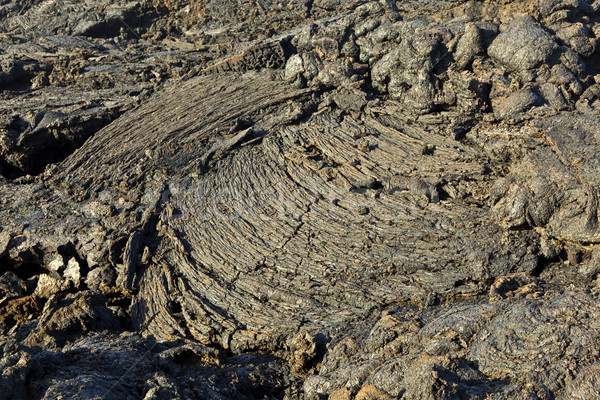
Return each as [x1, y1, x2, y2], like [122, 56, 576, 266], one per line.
[2, 0, 600, 399]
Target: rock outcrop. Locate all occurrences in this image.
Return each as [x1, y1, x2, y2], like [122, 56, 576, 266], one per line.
[2, 0, 600, 399]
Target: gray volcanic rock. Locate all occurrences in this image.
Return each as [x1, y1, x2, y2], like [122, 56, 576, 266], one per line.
[1, 0, 600, 399]
[488, 15, 558, 75]
[483, 114, 600, 244]
[493, 87, 543, 120]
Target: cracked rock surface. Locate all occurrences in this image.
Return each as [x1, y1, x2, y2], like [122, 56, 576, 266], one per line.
[3, 0, 600, 399]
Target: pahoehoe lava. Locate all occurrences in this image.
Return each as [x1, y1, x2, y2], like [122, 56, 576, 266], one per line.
[2, 1, 600, 399]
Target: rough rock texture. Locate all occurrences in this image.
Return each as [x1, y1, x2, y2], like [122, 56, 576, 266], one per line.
[2, 0, 600, 399]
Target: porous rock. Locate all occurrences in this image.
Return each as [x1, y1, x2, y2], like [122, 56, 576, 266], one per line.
[1, 1, 600, 399]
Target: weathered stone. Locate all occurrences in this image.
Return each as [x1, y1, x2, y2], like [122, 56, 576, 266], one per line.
[34, 274, 71, 299]
[287, 330, 327, 375]
[85, 265, 116, 291]
[284, 53, 324, 88]
[454, 23, 484, 70]
[539, 82, 569, 110]
[494, 88, 543, 120]
[0, 271, 25, 301]
[1, 1, 600, 399]
[63, 257, 81, 285]
[488, 15, 558, 74]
